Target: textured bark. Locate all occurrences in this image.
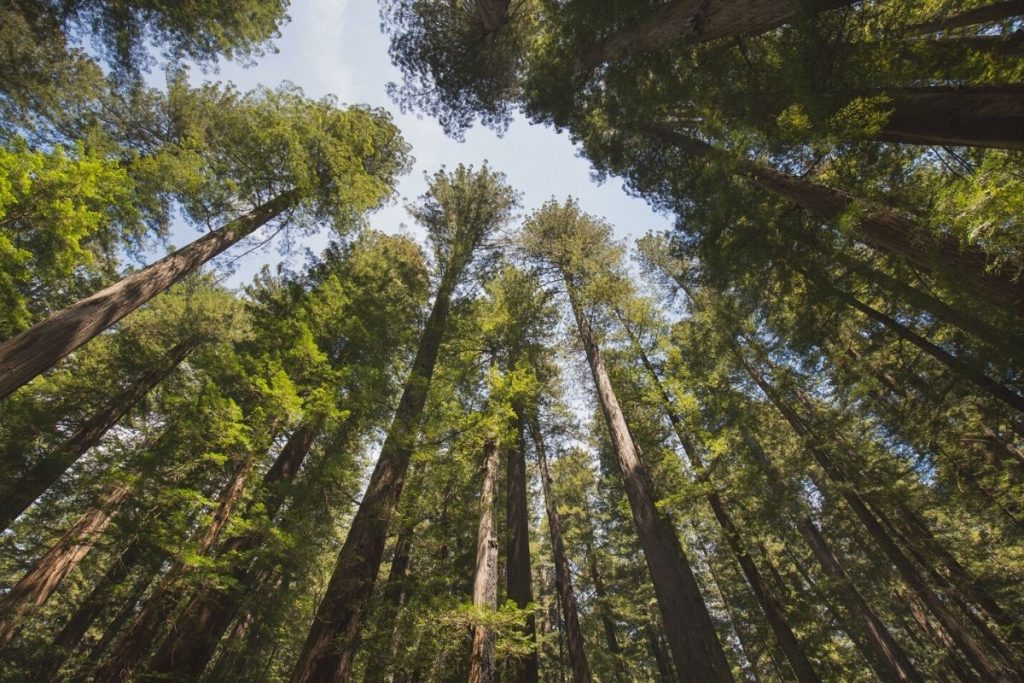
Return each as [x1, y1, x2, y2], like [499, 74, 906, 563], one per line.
[624, 320, 820, 683]
[564, 282, 733, 682]
[0, 191, 297, 400]
[583, 0, 858, 69]
[644, 125, 1024, 320]
[290, 273, 458, 683]
[468, 435, 501, 683]
[910, 0, 1024, 33]
[145, 421, 321, 678]
[0, 483, 130, 643]
[0, 340, 194, 531]
[93, 452, 260, 683]
[506, 416, 539, 683]
[526, 413, 592, 683]
[33, 540, 145, 681]
[802, 268, 1024, 415]
[877, 86, 1024, 150]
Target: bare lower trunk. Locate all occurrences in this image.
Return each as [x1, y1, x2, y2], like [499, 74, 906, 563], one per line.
[0, 340, 194, 531]
[0, 483, 130, 643]
[564, 282, 732, 682]
[506, 416, 539, 683]
[468, 435, 501, 683]
[290, 274, 457, 683]
[0, 191, 296, 399]
[527, 413, 592, 683]
[877, 86, 1024, 151]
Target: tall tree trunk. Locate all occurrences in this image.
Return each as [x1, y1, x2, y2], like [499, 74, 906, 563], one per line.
[93, 450, 260, 683]
[0, 340, 194, 531]
[910, 0, 1024, 33]
[0, 191, 297, 400]
[290, 272, 459, 683]
[622, 319, 821, 682]
[145, 420, 322, 678]
[586, 540, 629, 683]
[582, 0, 859, 70]
[876, 86, 1024, 150]
[799, 266, 1024, 415]
[468, 435, 501, 683]
[643, 125, 1024, 320]
[33, 539, 145, 681]
[506, 415, 539, 683]
[364, 520, 416, 683]
[0, 483, 130, 643]
[526, 412, 592, 683]
[733, 343, 1017, 681]
[84, 566, 158, 667]
[563, 282, 733, 682]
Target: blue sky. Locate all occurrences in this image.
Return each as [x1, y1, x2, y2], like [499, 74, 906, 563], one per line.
[166, 0, 673, 285]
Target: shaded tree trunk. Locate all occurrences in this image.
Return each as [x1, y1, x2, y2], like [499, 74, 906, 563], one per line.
[506, 415, 539, 683]
[563, 282, 733, 682]
[526, 412, 592, 683]
[0, 191, 297, 399]
[0, 340, 194, 531]
[877, 86, 1024, 150]
[84, 567, 159, 667]
[364, 521, 416, 683]
[469, 435, 501, 683]
[0, 483, 130, 643]
[586, 540, 629, 683]
[290, 271, 458, 683]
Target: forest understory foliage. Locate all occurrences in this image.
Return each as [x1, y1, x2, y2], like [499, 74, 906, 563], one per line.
[1, 0, 1023, 681]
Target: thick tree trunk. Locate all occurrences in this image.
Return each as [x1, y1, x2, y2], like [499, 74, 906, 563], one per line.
[733, 343, 1017, 681]
[0, 483, 130, 643]
[876, 86, 1024, 150]
[526, 413, 592, 683]
[801, 267, 1024, 415]
[290, 274, 458, 683]
[506, 416, 539, 683]
[644, 125, 1024, 320]
[145, 420, 321, 678]
[0, 191, 297, 400]
[0, 340, 194, 531]
[33, 539, 145, 681]
[93, 451, 260, 683]
[910, 0, 1024, 33]
[468, 435, 501, 683]
[583, 0, 859, 70]
[623, 321, 821, 682]
[564, 282, 733, 682]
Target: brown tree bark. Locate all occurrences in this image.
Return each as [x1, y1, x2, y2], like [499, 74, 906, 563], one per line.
[563, 282, 733, 682]
[910, 0, 1024, 33]
[506, 415, 539, 683]
[586, 539, 629, 683]
[875, 86, 1024, 150]
[643, 125, 1024, 320]
[84, 567, 158, 666]
[526, 412, 592, 683]
[0, 483, 130, 643]
[145, 420, 322, 678]
[622, 319, 821, 682]
[468, 435, 501, 683]
[363, 520, 416, 683]
[0, 191, 297, 400]
[0, 340, 194, 531]
[290, 271, 459, 683]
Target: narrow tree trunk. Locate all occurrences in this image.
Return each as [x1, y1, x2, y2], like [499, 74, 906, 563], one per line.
[0, 340, 194, 531]
[85, 567, 158, 666]
[876, 86, 1024, 150]
[586, 540, 629, 683]
[645, 623, 676, 683]
[910, 0, 1024, 33]
[526, 412, 592, 683]
[0, 191, 297, 399]
[469, 435, 501, 683]
[290, 273, 458, 683]
[564, 283, 733, 682]
[0, 483, 130, 643]
[643, 125, 1024, 320]
[623, 319, 820, 682]
[93, 450, 260, 683]
[145, 420, 322, 678]
[33, 539, 145, 681]
[506, 415, 539, 683]
[364, 521, 416, 683]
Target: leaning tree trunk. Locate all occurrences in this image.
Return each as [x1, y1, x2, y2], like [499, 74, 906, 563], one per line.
[1, 340, 194, 531]
[468, 435, 501, 683]
[526, 412, 592, 683]
[506, 414, 539, 683]
[0, 483, 131, 643]
[909, 0, 1024, 33]
[622, 325, 820, 683]
[0, 191, 297, 400]
[290, 271, 459, 683]
[145, 420, 322, 678]
[643, 125, 1024, 321]
[563, 282, 733, 682]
